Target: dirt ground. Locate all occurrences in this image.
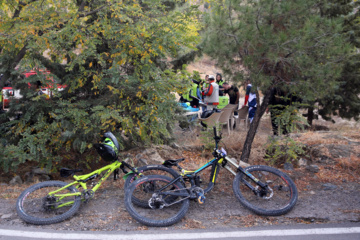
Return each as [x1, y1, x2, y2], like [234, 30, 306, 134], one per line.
[0, 114, 359, 231]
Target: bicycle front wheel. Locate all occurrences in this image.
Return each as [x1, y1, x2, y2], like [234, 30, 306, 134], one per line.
[124, 175, 189, 227]
[124, 165, 180, 208]
[16, 181, 81, 225]
[233, 165, 298, 216]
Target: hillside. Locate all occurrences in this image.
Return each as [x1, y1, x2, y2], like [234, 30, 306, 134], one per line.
[0, 94, 359, 230]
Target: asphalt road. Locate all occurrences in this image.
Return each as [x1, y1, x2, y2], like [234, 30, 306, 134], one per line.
[0, 223, 359, 240]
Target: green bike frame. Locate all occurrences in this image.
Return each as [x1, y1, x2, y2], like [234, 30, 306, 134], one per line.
[48, 160, 127, 209]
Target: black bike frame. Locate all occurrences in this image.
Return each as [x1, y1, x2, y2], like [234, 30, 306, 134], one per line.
[156, 127, 267, 198]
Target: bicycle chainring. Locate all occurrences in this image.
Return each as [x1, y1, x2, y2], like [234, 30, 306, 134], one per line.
[42, 195, 58, 211]
[82, 190, 95, 203]
[148, 194, 166, 209]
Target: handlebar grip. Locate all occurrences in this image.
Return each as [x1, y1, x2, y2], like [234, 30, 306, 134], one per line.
[213, 126, 217, 138]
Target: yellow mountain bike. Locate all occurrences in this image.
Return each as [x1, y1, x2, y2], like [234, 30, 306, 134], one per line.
[16, 132, 179, 225]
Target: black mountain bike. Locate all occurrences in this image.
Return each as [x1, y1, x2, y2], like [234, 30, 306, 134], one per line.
[124, 127, 298, 227]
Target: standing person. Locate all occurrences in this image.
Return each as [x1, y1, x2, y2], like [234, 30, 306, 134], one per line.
[222, 82, 240, 116]
[189, 79, 202, 108]
[203, 75, 209, 88]
[267, 87, 302, 135]
[202, 75, 219, 111]
[202, 75, 209, 103]
[243, 80, 257, 123]
[179, 79, 201, 108]
[216, 73, 225, 96]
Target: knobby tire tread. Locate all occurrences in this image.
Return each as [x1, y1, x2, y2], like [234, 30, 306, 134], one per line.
[16, 181, 81, 225]
[124, 175, 189, 227]
[124, 165, 180, 208]
[232, 165, 298, 216]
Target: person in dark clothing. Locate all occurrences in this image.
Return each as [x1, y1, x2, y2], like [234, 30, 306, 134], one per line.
[223, 82, 240, 116]
[216, 73, 225, 96]
[243, 80, 257, 123]
[222, 82, 240, 104]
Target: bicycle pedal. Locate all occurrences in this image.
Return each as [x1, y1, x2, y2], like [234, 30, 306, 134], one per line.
[197, 195, 205, 204]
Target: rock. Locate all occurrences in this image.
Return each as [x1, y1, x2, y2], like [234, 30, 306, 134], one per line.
[156, 145, 182, 159]
[327, 145, 351, 158]
[24, 171, 34, 183]
[141, 148, 164, 164]
[1, 213, 13, 219]
[309, 146, 322, 159]
[298, 158, 307, 167]
[318, 155, 335, 164]
[36, 175, 51, 182]
[283, 162, 294, 171]
[138, 158, 148, 165]
[170, 142, 181, 149]
[32, 167, 50, 175]
[9, 175, 22, 185]
[135, 154, 148, 165]
[307, 164, 320, 173]
[322, 183, 337, 190]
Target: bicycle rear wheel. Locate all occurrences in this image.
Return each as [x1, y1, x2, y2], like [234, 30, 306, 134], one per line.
[124, 165, 180, 208]
[16, 181, 81, 225]
[124, 175, 189, 227]
[233, 165, 298, 216]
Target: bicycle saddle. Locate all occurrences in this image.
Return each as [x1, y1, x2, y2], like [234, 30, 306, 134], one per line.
[163, 158, 185, 168]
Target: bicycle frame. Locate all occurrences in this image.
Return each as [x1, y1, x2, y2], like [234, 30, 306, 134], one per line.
[158, 127, 267, 198]
[47, 159, 134, 208]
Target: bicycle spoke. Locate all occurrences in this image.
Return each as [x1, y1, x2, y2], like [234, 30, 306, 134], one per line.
[241, 171, 292, 210]
[125, 175, 190, 227]
[233, 165, 297, 216]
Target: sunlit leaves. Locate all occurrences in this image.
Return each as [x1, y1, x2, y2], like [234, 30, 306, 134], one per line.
[0, 0, 201, 171]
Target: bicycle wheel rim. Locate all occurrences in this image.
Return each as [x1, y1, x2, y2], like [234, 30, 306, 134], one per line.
[233, 166, 297, 216]
[16, 181, 80, 225]
[124, 165, 180, 208]
[125, 175, 189, 227]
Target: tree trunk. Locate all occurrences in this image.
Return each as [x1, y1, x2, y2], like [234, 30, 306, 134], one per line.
[240, 88, 271, 163]
[307, 106, 314, 126]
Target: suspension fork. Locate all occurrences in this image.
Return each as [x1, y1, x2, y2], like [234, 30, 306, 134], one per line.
[237, 166, 267, 189]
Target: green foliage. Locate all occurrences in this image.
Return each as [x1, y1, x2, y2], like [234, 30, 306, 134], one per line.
[265, 137, 306, 166]
[203, 0, 351, 98]
[202, 0, 352, 161]
[315, 0, 360, 123]
[0, 0, 202, 171]
[270, 102, 309, 135]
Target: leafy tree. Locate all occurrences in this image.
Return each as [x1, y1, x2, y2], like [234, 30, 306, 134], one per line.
[0, 0, 201, 171]
[312, 0, 360, 124]
[203, 0, 351, 162]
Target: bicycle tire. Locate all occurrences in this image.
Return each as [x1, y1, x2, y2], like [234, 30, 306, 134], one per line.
[232, 165, 298, 216]
[16, 181, 81, 225]
[124, 165, 180, 208]
[124, 175, 189, 227]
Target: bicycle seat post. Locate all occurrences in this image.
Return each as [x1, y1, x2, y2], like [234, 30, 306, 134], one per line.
[175, 163, 183, 172]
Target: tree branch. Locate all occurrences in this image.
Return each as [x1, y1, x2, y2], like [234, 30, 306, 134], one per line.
[78, 5, 108, 18]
